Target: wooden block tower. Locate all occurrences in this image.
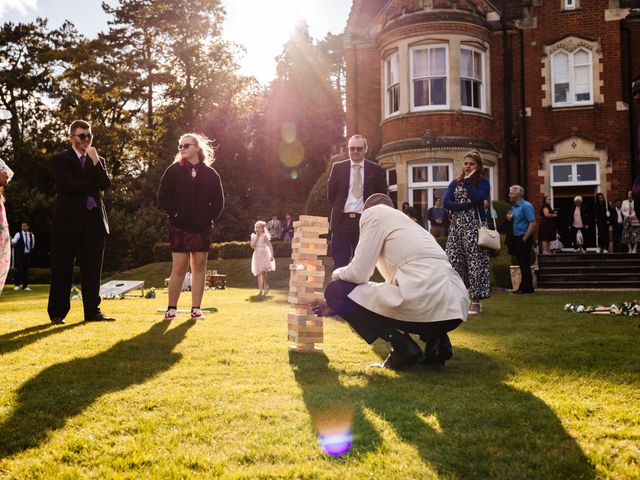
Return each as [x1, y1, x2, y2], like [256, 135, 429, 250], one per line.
[288, 215, 329, 352]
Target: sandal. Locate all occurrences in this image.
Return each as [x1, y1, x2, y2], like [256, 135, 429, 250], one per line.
[468, 302, 482, 315]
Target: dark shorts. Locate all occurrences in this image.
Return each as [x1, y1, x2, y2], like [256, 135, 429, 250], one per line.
[169, 224, 212, 253]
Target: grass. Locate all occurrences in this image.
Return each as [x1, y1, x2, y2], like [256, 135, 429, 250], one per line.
[0, 260, 639, 479]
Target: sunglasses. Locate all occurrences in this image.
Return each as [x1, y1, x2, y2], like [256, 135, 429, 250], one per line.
[178, 143, 196, 150]
[73, 133, 93, 141]
[349, 147, 364, 152]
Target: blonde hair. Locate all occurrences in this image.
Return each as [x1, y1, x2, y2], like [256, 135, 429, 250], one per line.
[254, 220, 270, 240]
[174, 133, 215, 166]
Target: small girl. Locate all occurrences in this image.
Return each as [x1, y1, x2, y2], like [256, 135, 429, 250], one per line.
[250, 220, 275, 295]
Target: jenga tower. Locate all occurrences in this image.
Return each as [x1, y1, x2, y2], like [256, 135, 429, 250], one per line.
[288, 215, 329, 352]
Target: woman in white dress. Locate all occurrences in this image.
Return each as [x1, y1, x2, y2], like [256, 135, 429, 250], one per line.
[250, 220, 275, 295]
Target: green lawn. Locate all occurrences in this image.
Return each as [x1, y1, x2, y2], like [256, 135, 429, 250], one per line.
[0, 262, 639, 479]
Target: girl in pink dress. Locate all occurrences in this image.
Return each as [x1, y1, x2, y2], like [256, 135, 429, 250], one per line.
[250, 220, 275, 296]
[0, 159, 14, 296]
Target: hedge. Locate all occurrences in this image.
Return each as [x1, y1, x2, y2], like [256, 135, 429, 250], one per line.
[7, 267, 81, 285]
[153, 240, 292, 262]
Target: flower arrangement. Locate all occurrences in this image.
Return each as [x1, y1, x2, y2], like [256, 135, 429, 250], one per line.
[564, 300, 640, 316]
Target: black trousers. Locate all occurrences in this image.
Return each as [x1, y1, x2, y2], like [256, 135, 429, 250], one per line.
[513, 235, 534, 292]
[324, 280, 462, 345]
[331, 215, 360, 269]
[13, 252, 30, 288]
[596, 222, 609, 251]
[612, 223, 624, 252]
[48, 210, 106, 320]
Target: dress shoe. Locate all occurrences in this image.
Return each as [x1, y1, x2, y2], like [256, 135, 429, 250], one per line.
[422, 333, 453, 366]
[511, 289, 534, 295]
[372, 333, 424, 370]
[50, 317, 66, 325]
[85, 313, 116, 322]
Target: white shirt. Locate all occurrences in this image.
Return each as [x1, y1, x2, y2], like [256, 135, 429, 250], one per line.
[343, 159, 365, 214]
[12, 230, 35, 253]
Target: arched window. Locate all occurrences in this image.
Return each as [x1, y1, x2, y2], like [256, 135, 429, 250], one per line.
[551, 48, 593, 107]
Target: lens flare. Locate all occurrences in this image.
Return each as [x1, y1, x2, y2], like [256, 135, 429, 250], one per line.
[279, 140, 304, 168]
[281, 121, 297, 144]
[313, 406, 354, 457]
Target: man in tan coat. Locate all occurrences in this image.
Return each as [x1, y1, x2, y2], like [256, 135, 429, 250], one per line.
[312, 194, 469, 369]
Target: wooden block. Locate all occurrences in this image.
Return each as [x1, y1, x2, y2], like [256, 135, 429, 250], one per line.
[288, 312, 322, 323]
[291, 253, 322, 262]
[292, 237, 327, 246]
[293, 247, 327, 255]
[289, 332, 324, 343]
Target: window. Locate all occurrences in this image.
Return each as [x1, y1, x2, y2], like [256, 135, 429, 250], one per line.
[551, 49, 593, 107]
[386, 168, 398, 207]
[385, 53, 400, 117]
[551, 162, 599, 186]
[460, 47, 484, 111]
[411, 45, 448, 110]
[564, 0, 576, 9]
[408, 163, 452, 224]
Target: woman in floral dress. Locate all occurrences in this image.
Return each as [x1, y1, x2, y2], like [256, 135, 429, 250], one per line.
[0, 158, 14, 295]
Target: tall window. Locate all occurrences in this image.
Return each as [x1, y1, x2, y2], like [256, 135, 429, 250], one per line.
[386, 168, 398, 207]
[564, 0, 576, 9]
[552, 49, 593, 107]
[408, 163, 452, 225]
[460, 47, 484, 111]
[411, 45, 448, 110]
[385, 53, 400, 117]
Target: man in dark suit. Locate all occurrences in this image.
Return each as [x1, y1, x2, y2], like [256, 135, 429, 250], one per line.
[11, 222, 35, 291]
[327, 134, 387, 268]
[47, 120, 115, 325]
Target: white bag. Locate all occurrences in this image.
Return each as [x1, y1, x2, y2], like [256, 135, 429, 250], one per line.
[477, 203, 501, 250]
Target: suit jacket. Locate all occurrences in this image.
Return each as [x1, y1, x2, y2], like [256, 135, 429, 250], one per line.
[327, 159, 387, 232]
[51, 148, 111, 234]
[332, 204, 469, 323]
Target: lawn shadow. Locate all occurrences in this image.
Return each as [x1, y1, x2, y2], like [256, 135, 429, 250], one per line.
[247, 294, 270, 302]
[290, 347, 595, 479]
[0, 322, 87, 357]
[0, 319, 195, 459]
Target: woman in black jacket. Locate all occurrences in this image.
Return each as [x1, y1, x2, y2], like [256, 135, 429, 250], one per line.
[158, 133, 224, 321]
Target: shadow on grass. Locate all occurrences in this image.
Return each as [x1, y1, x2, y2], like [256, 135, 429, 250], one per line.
[289, 348, 595, 479]
[0, 322, 87, 357]
[0, 319, 195, 459]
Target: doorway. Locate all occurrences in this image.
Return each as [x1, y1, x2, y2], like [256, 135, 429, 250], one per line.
[552, 186, 597, 248]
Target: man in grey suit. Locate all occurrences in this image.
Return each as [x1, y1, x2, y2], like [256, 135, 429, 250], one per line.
[327, 134, 387, 269]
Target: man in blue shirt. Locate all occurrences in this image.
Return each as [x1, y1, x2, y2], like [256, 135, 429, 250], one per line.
[507, 185, 537, 294]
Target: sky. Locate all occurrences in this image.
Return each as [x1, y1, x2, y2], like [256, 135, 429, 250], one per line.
[0, 0, 352, 83]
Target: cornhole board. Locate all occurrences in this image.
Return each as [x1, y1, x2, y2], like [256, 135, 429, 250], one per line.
[100, 280, 145, 298]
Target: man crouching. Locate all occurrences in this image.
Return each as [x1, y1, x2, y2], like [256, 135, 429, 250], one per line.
[312, 194, 469, 370]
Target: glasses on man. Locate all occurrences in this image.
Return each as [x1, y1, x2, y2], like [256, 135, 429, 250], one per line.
[349, 147, 364, 152]
[73, 133, 92, 141]
[178, 144, 196, 150]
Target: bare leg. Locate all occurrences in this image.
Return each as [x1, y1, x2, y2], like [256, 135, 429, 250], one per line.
[190, 252, 208, 308]
[168, 252, 189, 307]
[264, 273, 269, 294]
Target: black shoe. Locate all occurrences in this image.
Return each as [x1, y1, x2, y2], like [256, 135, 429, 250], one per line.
[372, 334, 424, 370]
[85, 313, 116, 322]
[512, 289, 534, 295]
[50, 317, 65, 325]
[509, 289, 522, 295]
[422, 334, 453, 365]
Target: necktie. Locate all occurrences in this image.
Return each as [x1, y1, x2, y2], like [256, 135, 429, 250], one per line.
[80, 155, 97, 210]
[352, 164, 363, 199]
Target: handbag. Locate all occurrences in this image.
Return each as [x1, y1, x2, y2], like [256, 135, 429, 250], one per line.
[477, 202, 501, 250]
[630, 217, 640, 228]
